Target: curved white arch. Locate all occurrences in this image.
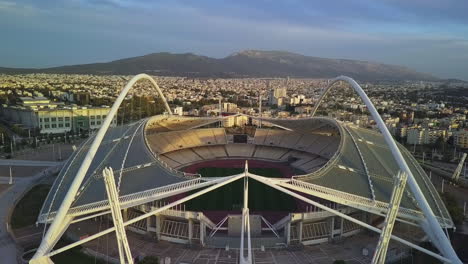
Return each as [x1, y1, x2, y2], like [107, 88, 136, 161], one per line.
[32, 74, 172, 260]
[312, 76, 461, 263]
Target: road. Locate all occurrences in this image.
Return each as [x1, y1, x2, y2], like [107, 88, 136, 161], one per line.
[0, 159, 62, 167]
[0, 166, 58, 264]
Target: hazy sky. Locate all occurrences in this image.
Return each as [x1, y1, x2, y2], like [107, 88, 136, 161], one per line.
[1, 0, 468, 80]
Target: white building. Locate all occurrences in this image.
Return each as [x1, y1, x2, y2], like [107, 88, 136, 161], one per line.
[174, 106, 184, 116]
[453, 129, 468, 149]
[406, 128, 446, 145]
[1, 97, 115, 134]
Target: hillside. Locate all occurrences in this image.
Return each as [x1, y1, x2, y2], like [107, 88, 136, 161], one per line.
[0, 50, 438, 81]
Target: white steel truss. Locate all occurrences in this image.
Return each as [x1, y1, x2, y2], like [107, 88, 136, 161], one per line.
[32, 74, 172, 263]
[102, 167, 133, 264]
[277, 179, 451, 227]
[248, 173, 451, 263]
[372, 171, 408, 264]
[31, 75, 461, 264]
[38, 177, 219, 224]
[32, 174, 244, 263]
[311, 76, 461, 263]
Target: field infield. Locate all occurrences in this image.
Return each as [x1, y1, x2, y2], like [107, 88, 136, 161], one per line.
[182, 159, 298, 222]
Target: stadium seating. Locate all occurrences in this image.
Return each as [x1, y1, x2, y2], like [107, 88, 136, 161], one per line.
[147, 125, 338, 172]
[278, 132, 302, 148]
[225, 144, 255, 157]
[146, 116, 221, 133]
[253, 129, 268, 144]
[192, 146, 218, 160]
[163, 149, 202, 165]
[254, 128, 339, 159]
[253, 146, 289, 160]
[146, 128, 226, 154]
[158, 155, 181, 168]
[264, 129, 285, 146]
[213, 129, 228, 144]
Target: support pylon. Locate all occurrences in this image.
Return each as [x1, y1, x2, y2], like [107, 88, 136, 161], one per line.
[452, 153, 467, 182]
[103, 167, 134, 264]
[372, 171, 408, 264]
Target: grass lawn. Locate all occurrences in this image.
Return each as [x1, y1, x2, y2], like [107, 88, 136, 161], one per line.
[185, 167, 296, 211]
[11, 184, 51, 229]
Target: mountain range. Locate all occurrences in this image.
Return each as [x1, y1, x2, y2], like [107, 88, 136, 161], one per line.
[0, 50, 438, 81]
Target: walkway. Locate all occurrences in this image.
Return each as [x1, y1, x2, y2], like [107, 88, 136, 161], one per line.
[0, 166, 59, 264]
[0, 159, 62, 167]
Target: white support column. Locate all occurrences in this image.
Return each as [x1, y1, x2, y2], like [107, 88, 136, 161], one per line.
[240, 161, 252, 264]
[298, 220, 303, 243]
[102, 167, 133, 264]
[310, 76, 462, 264]
[200, 221, 205, 246]
[155, 215, 161, 240]
[146, 216, 151, 233]
[372, 171, 408, 264]
[188, 219, 193, 244]
[123, 208, 128, 222]
[340, 217, 344, 237]
[329, 217, 335, 240]
[286, 222, 291, 245]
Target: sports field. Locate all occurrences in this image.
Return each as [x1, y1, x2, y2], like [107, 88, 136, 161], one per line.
[185, 167, 297, 211]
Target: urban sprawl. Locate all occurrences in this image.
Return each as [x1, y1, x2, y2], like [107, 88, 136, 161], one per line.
[0, 73, 467, 160]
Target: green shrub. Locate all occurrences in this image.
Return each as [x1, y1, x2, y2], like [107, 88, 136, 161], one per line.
[139, 256, 159, 264]
[11, 184, 51, 228]
[440, 192, 464, 225]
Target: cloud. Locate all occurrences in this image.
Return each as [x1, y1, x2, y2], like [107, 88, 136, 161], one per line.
[0, 0, 467, 79]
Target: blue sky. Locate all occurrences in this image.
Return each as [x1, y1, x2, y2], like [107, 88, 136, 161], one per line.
[1, 0, 468, 80]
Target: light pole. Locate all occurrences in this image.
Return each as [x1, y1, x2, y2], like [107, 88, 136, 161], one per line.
[9, 166, 12, 185]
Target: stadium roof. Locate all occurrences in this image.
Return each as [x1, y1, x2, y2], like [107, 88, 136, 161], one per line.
[38, 114, 452, 227]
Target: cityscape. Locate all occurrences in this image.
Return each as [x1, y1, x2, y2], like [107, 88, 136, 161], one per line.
[0, 1, 467, 264]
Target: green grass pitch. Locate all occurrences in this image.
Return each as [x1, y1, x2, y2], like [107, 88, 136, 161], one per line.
[185, 167, 297, 211]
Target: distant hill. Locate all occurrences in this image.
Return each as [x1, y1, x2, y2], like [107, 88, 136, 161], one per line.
[0, 50, 438, 81]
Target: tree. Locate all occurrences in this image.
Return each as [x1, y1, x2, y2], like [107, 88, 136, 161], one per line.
[138, 256, 159, 264]
[440, 192, 464, 225]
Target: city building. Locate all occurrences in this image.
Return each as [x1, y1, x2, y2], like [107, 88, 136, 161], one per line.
[268, 87, 287, 106]
[453, 129, 468, 149]
[1, 96, 116, 134]
[406, 128, 446, 145]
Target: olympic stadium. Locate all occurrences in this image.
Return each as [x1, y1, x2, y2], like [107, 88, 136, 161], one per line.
[30, 75, 463, 264]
